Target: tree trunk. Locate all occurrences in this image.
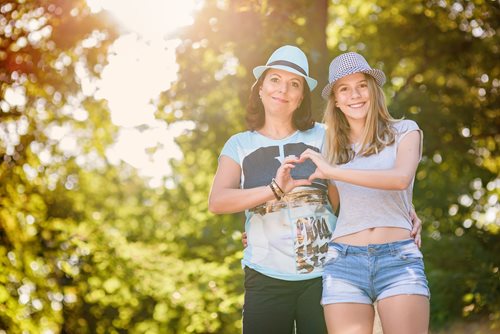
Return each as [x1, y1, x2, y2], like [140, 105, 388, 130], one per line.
[304, 0, 329, 120]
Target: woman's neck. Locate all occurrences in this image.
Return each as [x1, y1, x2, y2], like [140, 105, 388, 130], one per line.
[258, 121, 296, 140]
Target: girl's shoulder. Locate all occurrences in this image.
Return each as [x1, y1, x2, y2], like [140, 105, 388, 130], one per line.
[392, 119, 420, 134]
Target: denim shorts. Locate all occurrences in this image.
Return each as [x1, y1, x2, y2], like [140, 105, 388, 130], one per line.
[322, 239, 430, 305]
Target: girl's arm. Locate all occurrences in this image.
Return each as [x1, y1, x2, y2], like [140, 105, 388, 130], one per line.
[300, 131, 422, 190]
[208, 155, 311, 214]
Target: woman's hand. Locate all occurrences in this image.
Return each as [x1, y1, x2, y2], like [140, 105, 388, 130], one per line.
[410, 207, 423, 248]
[298, 149, 334, 182]
[274, 155, 311, 194]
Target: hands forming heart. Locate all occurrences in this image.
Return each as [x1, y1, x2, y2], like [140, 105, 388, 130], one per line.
[297, 148, 334, 182]
[273, 149, 334, 195]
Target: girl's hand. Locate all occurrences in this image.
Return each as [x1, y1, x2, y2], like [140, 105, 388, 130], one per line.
[274, 155, 311, 194]
[410, 207, 423, 248]
[242, 232, 248, 248]
[298, 148, 334, 182]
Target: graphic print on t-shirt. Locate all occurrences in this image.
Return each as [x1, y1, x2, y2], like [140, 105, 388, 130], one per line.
[295, 215, 333, 273]
[242, 142, 326, 190]
[242, 142, 332, 275]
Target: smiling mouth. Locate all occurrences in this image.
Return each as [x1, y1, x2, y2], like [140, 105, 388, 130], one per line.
[348, 102, 365, 108]
[272, 97, 288, 103]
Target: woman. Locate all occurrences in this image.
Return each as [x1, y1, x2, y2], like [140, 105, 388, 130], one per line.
[299, 52, 430, 334]
[209, 45, 335, 333]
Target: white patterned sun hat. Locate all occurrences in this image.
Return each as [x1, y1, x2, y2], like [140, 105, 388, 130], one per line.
[321, 52, 386, 100]
[253, 45, 318, 91]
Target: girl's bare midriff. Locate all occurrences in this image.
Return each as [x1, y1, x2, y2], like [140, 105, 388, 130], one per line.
[334, 227, 411, 246]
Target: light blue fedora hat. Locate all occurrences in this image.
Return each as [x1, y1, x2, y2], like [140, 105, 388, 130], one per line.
[253, 45, 318, 91]
[321, 52, 386, 100]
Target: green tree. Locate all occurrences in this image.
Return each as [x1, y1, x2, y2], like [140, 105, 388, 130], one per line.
[1, 0, 498, 332]
[0, 0, 120, 331]
[1, 1, 247, 332]
[161, 0, 499, 331]
[325, 0, 499, 328]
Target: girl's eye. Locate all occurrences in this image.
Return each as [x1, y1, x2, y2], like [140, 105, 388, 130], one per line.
[292, 82, 300, 88]
[359, 83, 368, 88]
[270, 77, 279, 83]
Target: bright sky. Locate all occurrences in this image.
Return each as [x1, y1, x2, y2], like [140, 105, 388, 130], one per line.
[85, 0, 198, 187]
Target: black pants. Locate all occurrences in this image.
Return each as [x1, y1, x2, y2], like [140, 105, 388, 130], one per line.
[242, 267, 327, 334]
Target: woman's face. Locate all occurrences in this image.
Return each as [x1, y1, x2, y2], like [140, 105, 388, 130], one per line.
[333, 72, 371, 123]
[259, 69, 304, 118]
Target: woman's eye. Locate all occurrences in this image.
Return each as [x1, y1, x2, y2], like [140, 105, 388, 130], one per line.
[270, 77, 279, 83]
[292, 82, 300, 88]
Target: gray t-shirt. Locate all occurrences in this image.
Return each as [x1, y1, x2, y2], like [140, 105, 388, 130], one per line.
[332, 120, 422, 239]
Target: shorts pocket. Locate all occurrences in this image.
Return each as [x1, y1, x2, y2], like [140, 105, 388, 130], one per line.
[397, 243, 423, 262]
[325, 243, 343, 265]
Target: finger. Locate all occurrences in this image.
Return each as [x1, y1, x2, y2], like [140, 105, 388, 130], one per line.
[299, 150, 314, 160]
[242, 232, 248, 247]
[411, 223, 418, 237]
[279, 163, 296, 172]
[415, 235, 421, 248]
[415, 221, 422, 236]
[283, 155, 299, 163]
[308, 171, 324, 182]
[411, 217, 422, 235]
[302, 152, 322, 164]
[277, 162, 297, 172]
[297, 153, 308, 162]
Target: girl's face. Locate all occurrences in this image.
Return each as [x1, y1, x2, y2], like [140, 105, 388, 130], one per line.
[259, 69, 304, 118]
[333, 72, 371, 123]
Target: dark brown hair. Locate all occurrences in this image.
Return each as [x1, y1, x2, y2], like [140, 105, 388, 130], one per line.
[245, 69, 314, 131]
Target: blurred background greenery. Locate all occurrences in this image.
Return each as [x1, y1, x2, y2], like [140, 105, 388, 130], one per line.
[0, 0, 498, 333]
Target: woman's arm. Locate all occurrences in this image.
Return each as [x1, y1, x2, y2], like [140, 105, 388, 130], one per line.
[208, 155, 311, 214]
[300, 131, 422, 190]
[208, 156, 275, 214]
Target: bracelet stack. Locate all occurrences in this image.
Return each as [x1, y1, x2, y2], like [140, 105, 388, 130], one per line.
[269, 178, 285, 200]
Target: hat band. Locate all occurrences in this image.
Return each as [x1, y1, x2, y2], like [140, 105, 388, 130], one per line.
[267, 60, 307, 76]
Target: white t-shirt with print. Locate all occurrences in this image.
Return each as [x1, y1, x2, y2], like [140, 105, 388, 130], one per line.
[220, 123, 337, 281]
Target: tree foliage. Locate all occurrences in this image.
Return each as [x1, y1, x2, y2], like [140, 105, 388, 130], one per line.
[0, 0, 499, 333]
[323, 0, 499, 327]
[162, 0, 500, 331]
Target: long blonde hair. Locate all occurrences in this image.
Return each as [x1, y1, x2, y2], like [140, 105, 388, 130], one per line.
[323, 74, 398, 165]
